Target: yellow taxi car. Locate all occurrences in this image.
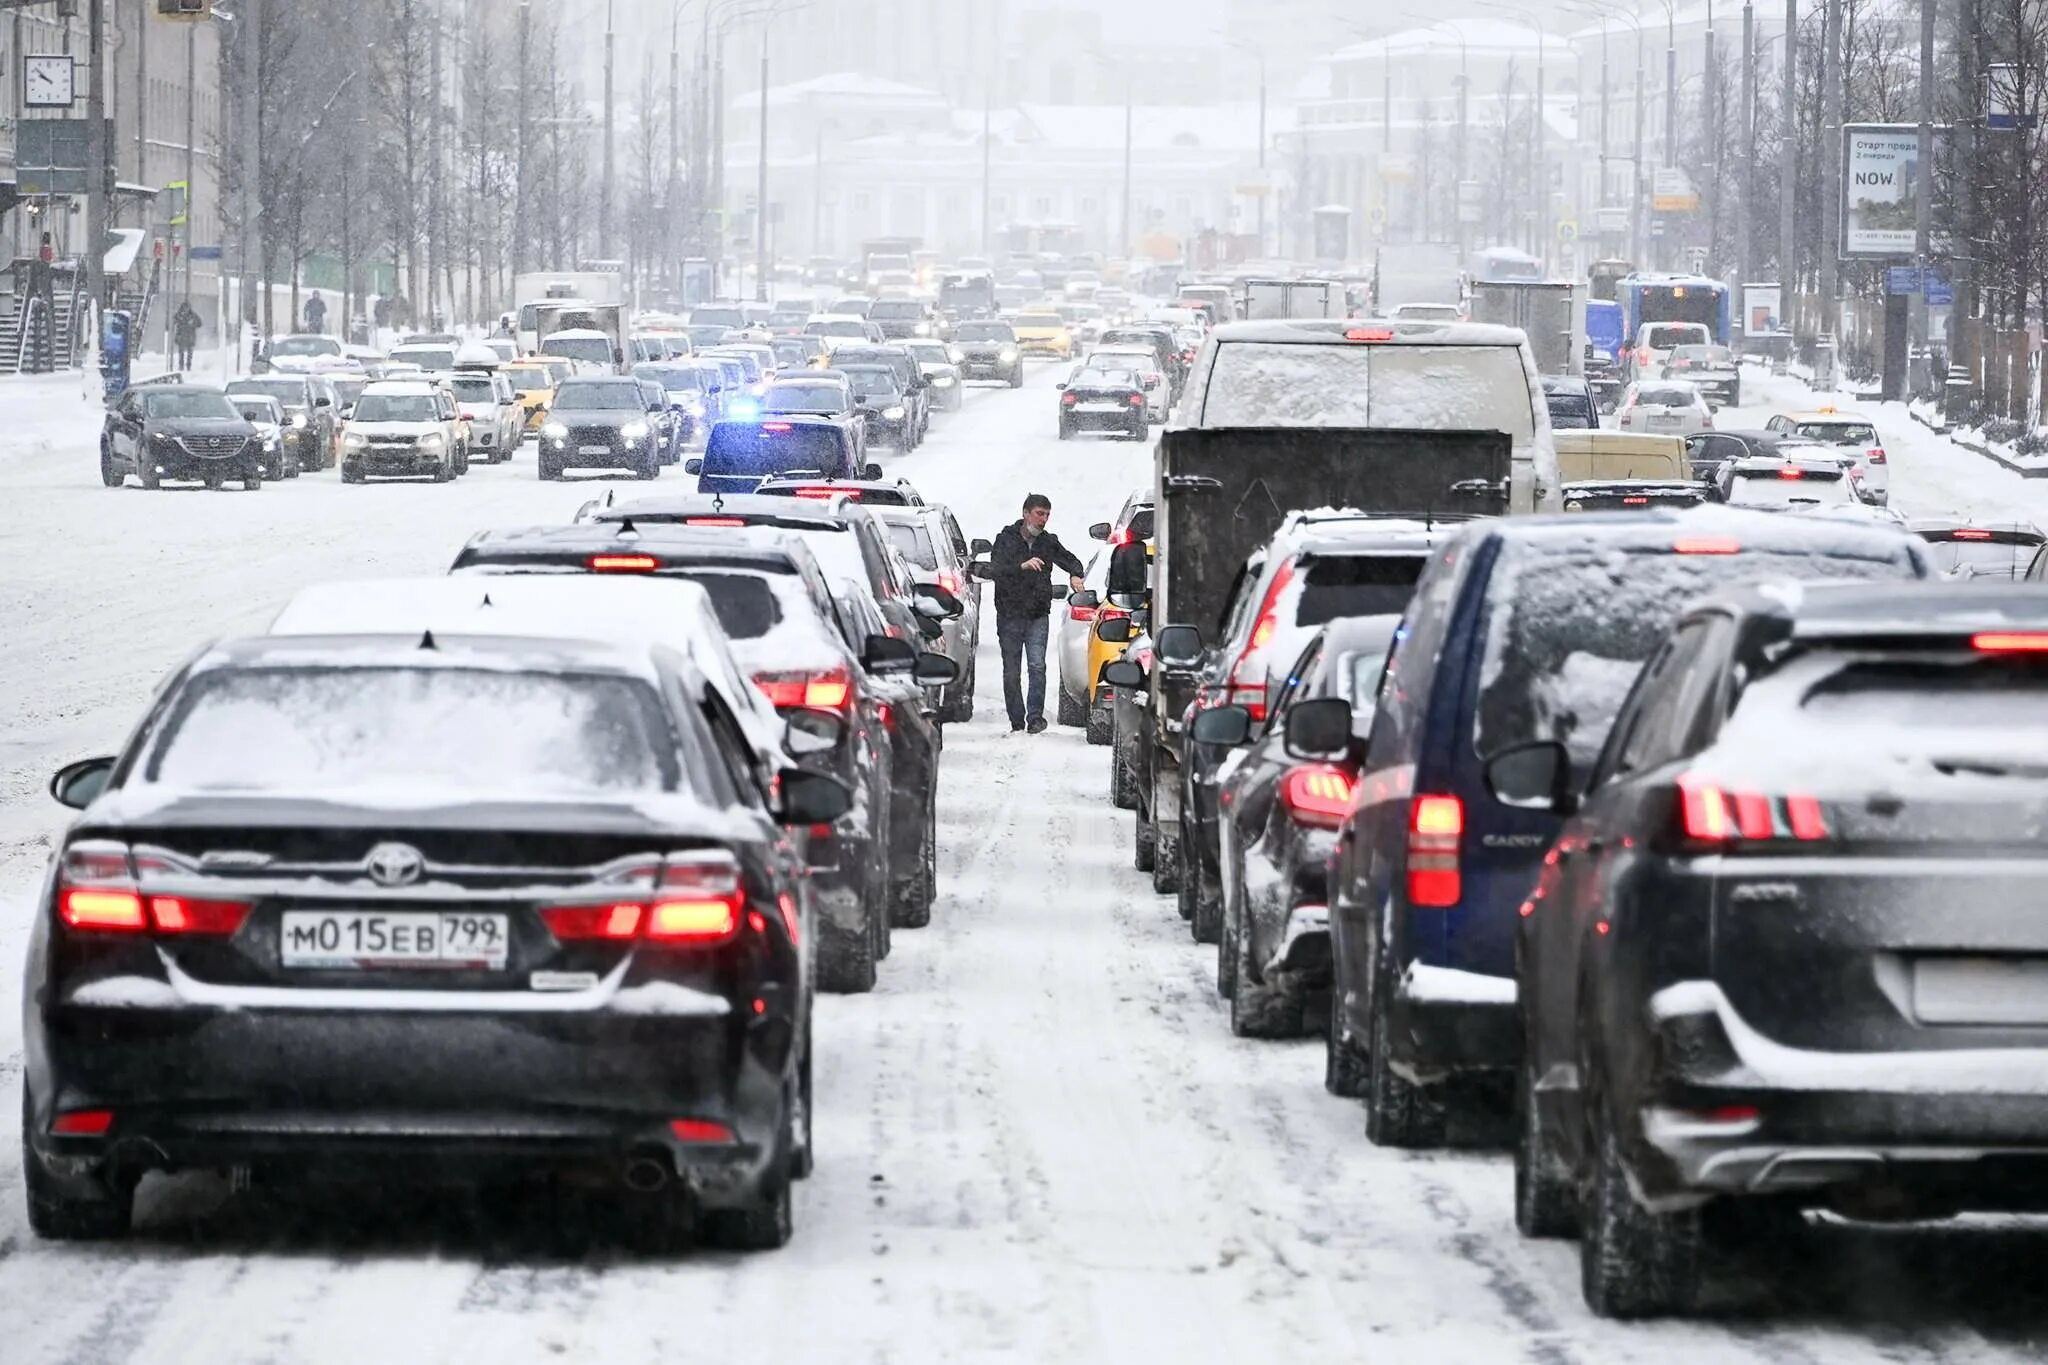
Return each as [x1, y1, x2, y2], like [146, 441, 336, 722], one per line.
[503, 356, 560, 439]
[1008, 309, 1075, 360]
[1057, 492, 1154, 742]
[1764, 405, 1890, 505]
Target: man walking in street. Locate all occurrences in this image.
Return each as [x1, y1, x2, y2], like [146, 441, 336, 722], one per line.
[304, 291, 327, 335]
[171, 301, 200, 371]
[989, 492, 1086, 734]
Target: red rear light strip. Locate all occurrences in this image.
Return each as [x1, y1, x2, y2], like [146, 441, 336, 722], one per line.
[1280, 765, 1354, 830]
[1677, 775, 1829, 847]
[57, 886, 250, 936]
[1407, 794, 1463, 907]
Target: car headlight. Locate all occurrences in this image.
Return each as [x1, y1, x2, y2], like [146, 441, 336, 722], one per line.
[621, 421, 650, 441]
[419, 432, 446, 449]
[290, 412, 309, 429]
[543, 421, 568, 439]
[883, 406, 906, 420]
[264, 431, 282, 450]
[914, 323, 932, 335]
[687, 400, 706, 417]
[999, 347, 1018, 361]
[932, 374, 955, 386]
[344, 432, 367, 450]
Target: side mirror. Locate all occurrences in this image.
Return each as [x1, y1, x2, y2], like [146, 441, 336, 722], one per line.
[914, 582, 964, 616]
[1484, 739, 1577, 813]
[1067, 588, 1101, 609]
[1154, 623, 1204, 669]
[1190, 704, 1252, 747]
[1094, 616, 1134, 644]
[774, 767, 853, 825]
[1101, 658, 1146, 689]
[50, 756, 116, 809]
[862, 462, 884, 480]
[914, 651, 961, 686]
[684, 457, 703, 475]
[1087, 520, 1112, 541]
[863, 633, 916, 674]
[1055, 381, 1067, 391]
[1282, 697, 1353, 761]
[970, 537, 992, 555]
[969, 558, 996, 580]
[783, 708, 846, 757]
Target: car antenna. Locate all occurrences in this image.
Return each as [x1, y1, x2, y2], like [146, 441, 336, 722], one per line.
[604, 488, 615, 508]
[615, 516, 638, 537]
[712, 492, 726, 512]
[478, 592, 493, 608]
[418, 629, 439, 651]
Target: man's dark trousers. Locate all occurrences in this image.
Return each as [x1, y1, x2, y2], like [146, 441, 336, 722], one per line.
[997, 613, 1049, 729]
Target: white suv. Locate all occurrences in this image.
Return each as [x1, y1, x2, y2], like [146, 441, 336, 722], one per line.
[341, 380, 466, 483]
[444, 370, 520, 463]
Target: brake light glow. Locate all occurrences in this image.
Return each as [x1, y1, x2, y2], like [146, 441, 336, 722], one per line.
[1128, 393, 1147, 406]
[753, 668, 854, 711]
[1973, 632, 2048, 653]
[762, 421, 793, 432]
[147, 896, 252, 936]
[684, 516, 747, 527]
[588, 554, 658, 571]
[936, 571, 961, 596]
[540, 902, 645, 940]
[1676, 775, 1829, 848]
[1622, 496, 1649, 505]
[1673, 537, 1741, 555]
[1867, 446, 1887, 465]
[1281, 765, 1355, 829]
[648, 896, 741, 941]
[1069, 600, 1098, 622]
[1407, 794, 1464, 907]
[1777, 467, 1805, 480]
[1061, 391, 1079, 406]
[1345, 327, 1394, 342]
[50, 1110, 114, 1137]
[543, 855, 744, 945]
[1951, 528, 1994, 540]
[58, 887, 147, 932]
[670, 1118, 735, 1143]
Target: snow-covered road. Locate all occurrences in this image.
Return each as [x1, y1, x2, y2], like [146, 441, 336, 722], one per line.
[3, 360, 2047, 1362]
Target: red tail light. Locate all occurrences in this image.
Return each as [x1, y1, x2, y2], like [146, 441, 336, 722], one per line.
[58, 887, 147, 932]
[670, 1118, 735, 1143]
[936, 571, 961, 595]
[1973, 631, 2048, 653]
[543, 854, 744, 946]
[148, 896, 254, 936]
[684, 516, 747, 527]
[1281, 764, 1355, 829]
[50, 1109, 115, 1137]
[539, 902, 645, 940]
[56, 842, 249, 937]
[1676, 774, 1829, 849]
[791, 486, 853, 499]
[762, 421, 793, 432]
[1223, 560, 1295, 721]
[1407, 794, 1464, 907]
[1061, 391, 1079, 406]
[588, 554, 658, 571]
[1866, 446, 1887, 465]
[1673, 536, 1741, 555]
[1345, 327, 1394, 342]
[1951, 528, 1994, 540]
[1777, 467, 1804, 480]
[1622, 496, 1649, 505]
[1069, 600, 1098, 622]
[754, 667, 854, 711]
[1127, 393, 1146, 406]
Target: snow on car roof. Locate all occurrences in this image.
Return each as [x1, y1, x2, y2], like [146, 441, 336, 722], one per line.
[1208, 319, 1530, 347]
[545, 328, 611, 340]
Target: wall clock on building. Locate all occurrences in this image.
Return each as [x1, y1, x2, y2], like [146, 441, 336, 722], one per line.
[24, 55, 76, 109]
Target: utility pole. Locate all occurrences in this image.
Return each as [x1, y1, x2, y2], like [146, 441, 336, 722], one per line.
[1598, 21, 1610, 243]
[85, 0, 107, 339]
[1911, 0, 1933, 353]
[1254, 50, 1267, 259]
[1632, 30, 1646, 266]
[185, 15, 196, 309]
[1738, 2, 1754, 315]
[1819, 0, 1842, 347]
[666, 6, 680, 294]
[1778, 0, 1795, 335]
[1121, 75, 1134, 258]
[1705, 0, 1717, 273]
[601, 0, 615, 260]
[515, 0, 530, 279]
[754, 44, 768, 300]
[1534, 25, 1546, 265]
[980, 85, 991, 259]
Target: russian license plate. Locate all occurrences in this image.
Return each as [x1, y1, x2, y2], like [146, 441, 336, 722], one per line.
[1650, 414, 1679, 426]
[578, 443, 611, 454]
[1913, 957, 2048, 1025]
[1077, 402, 1125, 413]
[281, 911, 510, 970]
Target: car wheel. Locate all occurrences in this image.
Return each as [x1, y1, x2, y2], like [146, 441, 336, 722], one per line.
[1057, 421, 1073, 441]
[1112, 736, 1139, 811]
[21, 1089, 133, 1240]
[1230, 915, 1305, 1040]
[431, 456, 453, 483]
[205, 470, 226, 491]
[1515, 1054, 1579, 1239]
[1085, 694, 1113, 746]
[1324, 978, 1371, 1098]
[286, 449, 302, 478]
[1056, 684, 1087, 727]
[699, 1147, 794, 1252]
[242, 468, 263, 491]
[260, 453, 284, 482]
[98, 442, 123, 488]
[1187, 866, 1222, 944]
[1580, 1097, 1700, 1318]
[816, 907, 878, 994]
[341, 460, 366, 484]
[890, 801, 934, 930]
[1134, 809, 1156, 872]
[538, 450, 560, 481]
[790, 1034, 815, 1179]
[1366, 990, 1445, 1148]
[1129, 421, 1147, 441]
[1008, 369, 1023, 388]
[638, 450, 660, 480]
[942, 664, 975, 723]
[1151, 822, 1181, 896]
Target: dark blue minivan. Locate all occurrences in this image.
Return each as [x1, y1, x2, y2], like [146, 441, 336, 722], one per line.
[687, 415, 866, 497]
[1326, 507, 1930, 1147]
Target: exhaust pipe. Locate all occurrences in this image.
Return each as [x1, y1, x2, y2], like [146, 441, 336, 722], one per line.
[621, 1152, 671, 1193]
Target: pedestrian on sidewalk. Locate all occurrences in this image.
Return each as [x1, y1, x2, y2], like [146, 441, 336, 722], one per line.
[989, 492, 1086, 734]
[171, 301, 200, 371]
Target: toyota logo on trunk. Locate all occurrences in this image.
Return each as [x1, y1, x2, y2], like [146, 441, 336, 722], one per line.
[364, 843, 426, 888]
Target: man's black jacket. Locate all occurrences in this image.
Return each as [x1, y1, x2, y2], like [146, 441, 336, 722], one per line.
[989, 521, 1086, 620]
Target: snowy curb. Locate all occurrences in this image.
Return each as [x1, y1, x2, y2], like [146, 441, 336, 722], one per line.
[1945, 428, 2048, 478]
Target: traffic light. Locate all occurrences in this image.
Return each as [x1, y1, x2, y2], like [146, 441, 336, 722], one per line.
[155, 0, 213, 19]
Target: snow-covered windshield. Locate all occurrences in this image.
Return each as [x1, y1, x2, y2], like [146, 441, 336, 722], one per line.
[146, 391, 240, 420]
[1726, 471, 1854, 509]
[541, 336, 614, 367]
[553, 381, 643, 411]
[1475, 541, 1914, 768]
[955, 323, 1015, 342]
[807, 319, 868, 338]
[1646, 324, 1709, 349]
[904, 341, 949, 363]
[268, 336, 342, 357]
[1637, 386, 1697, 407]
[1013, 313, 1064, 329]
[449, 377, 496, 402]
[230, 398, 281, 424]
[147, 668, 675, 795]
[886, 521, 937, 568]
[845, 370, 900, 398]
[870, 301, 921, 319]
[351, 395, 440, 423]
[229, 380, 310, 409]
[764, 383, 844, 414]
[1201, 342, 1534, 437]
[390, 347, 456, 370]
[1790, 421, 1878, 445]
[1920, 534, 2044, 578]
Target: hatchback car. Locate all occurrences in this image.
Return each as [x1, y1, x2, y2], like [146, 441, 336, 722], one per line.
[226, 374, 337, 471]
[1511, 583, 2048, 1317]
[26, 631, 849, 1248]
[1915, 518, 2047, 580]
[1326, 509, 1931, 1147]
[1659, 343, 1741, 407]
[870, 504, 983, 721]
[341, 380, 464, 482]
[1615, 380, 1713, 436]
[1765, 408, 1890, 505]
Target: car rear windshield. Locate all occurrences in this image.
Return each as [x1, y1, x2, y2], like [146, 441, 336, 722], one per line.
[1670, 346, 1733, 364]
[147, 667, 675, 795]
[692, 307, 745, 327]
[269, 336, 341, 357]
[541, 337, 612, 366]
[1545, 392, 1596, 429]
[230, 380, 308, 407]
[1646, 324, 1708, 349]
[1295, 554, 1427, 627]
[1201, 342, 1534, 439]
[1726, 470, 1853, 508]
[148, 392, 240, 419]
[1921, 532, 2045, 578]
[555, 381, 643, 410]
[1790, 421, 1878, 445]
[885, 521, 937, 568]
[662, 571, 783, 640]
[1475, 541, 1915, 769]
[352, 394, 439, 422]
[771, 341, 813, 365]
[450, 377, 496, 402]
[870, 301, 921, 319]
[846, 370, 901, 397]
[764, 385, 843, 413]
[504, 366, 549, 389]
[1791, 658, 2048, 740]
[955, 323, 1015, 342]
[703, 424, 847, 477]
[1637, 386, 1696, 407]
[392, 347, 457, 370]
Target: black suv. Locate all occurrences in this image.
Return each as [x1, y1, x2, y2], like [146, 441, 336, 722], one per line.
[225, 374, 336, 471]
[825, 345, 930, 444]
[539, 376, 667, 480]
[839, 364, 916, 449]
[101, 384, 264, 491]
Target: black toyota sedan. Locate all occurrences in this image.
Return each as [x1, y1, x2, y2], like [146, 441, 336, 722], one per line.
[100, 384, 265, 490]
[23, 632, 848, 1249]
[1057, 365, 1149, 441]
[1508, 583, 2048, 1317]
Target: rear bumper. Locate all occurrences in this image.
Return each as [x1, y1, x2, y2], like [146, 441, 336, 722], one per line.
[353, 445, 443, 473]
[28, 987, 792, 1203]
[1385, 961, 1519, 1085]
[1628, 979, 2048, 1207]
[1061, 407, 1145, 432]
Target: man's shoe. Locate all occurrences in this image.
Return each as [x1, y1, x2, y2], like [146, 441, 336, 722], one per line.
[1009, 721, 1025, 734]
[1027, 717, 1049, 735]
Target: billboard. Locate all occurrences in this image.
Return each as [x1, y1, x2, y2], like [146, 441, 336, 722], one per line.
[1840, 123, 1924, 258]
